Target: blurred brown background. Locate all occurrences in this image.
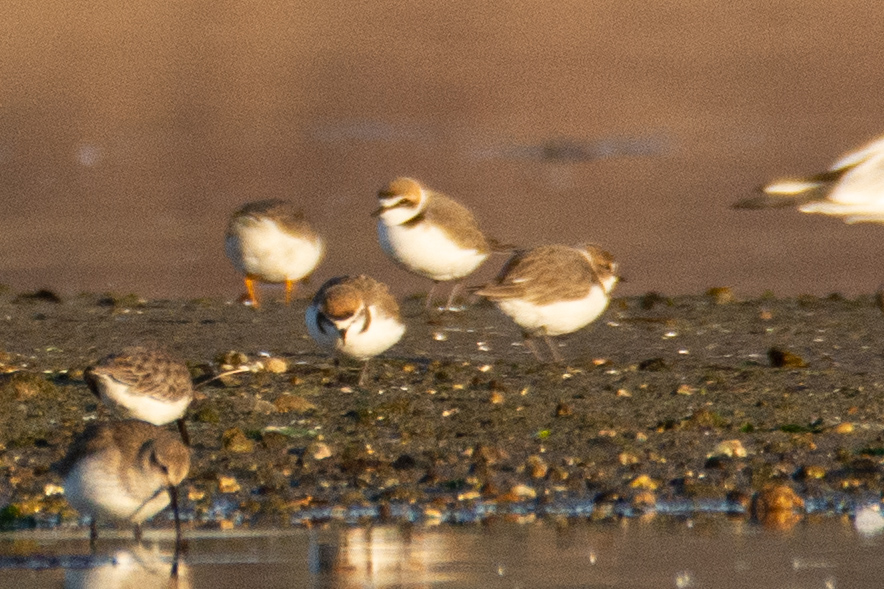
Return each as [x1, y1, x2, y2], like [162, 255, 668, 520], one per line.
[3, 0, 884, 299]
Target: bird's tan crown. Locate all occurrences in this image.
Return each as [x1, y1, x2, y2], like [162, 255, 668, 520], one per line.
[322, 286, 363, 320]
[378, 177, 423, 202]
[580, 244, 618, 281]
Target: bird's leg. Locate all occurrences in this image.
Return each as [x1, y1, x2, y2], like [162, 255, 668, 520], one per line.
[284, 279, 298, 304]
[89, 519, 98, 552]
[358, 360, 371, 387]
[425, 281, 440, 312]
[244, 277, 260, 308]
[543, 334, 564, 364]
[176, 418, 191, 447]
[444, 281, 463, 312]
[522, 333, 545, 362]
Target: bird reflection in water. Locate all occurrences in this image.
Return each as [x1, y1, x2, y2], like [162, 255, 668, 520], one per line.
[64, 544, 190, 589]
[308, 526, 456, 588]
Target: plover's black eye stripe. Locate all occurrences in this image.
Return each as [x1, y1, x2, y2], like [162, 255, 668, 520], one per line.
[360, 308, 373, 334]
[402, 211, 426, 228]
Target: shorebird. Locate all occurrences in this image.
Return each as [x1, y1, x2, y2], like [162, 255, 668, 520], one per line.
[305, 275, 405, 386]
[373, 177, 491, 311]
[57, 420, 190, 551]
[226, 199, 325, 307]
[85, 347, 194, 446]
[476, 243, 619, 362]
[734, 133, 884, 224]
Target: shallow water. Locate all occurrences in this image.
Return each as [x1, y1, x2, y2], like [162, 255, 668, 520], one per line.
[1, 518, 883, 588]
[4, 2, 884, 298]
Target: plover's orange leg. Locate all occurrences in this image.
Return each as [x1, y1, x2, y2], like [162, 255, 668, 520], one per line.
[284, 279, 298, 304]
[244, 277, 260, 308]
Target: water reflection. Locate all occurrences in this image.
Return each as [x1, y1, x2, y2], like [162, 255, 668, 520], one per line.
[64, 545, 189, 589]
[309, 526, 455, 588]
[4, 518, 884, 588]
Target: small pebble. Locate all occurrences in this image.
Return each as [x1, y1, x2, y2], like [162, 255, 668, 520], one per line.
[834, 422, 854, 434]
[273, 394, 317, 413]
[676, 384, 695, 395]
[629, 475, 659, 490]
[308, 442, 333, 460]
[218, 476, 241, 493]
[706, 286, 735, 304]
[768, 347, 806, 368]
[526, 455, 548, 479]
[263, 357, 288, 373]
[711, 439, 747, 458]
[222, 428, 255, 453]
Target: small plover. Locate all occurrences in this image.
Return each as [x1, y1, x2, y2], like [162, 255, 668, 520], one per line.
[734, 133, 884, 223]
[57, 420, 190, 549]
[476, 243, 619, 362]
[373, 177, 491, 310]
[226, 199, 325, 307]
[305, 275, 405, 386]
[85, 347, 194, 446]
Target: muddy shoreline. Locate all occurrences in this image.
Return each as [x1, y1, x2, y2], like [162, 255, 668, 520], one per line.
[1, 290, 884, 531]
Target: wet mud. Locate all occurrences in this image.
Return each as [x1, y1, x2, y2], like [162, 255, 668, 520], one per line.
[1, 290, 884, 532]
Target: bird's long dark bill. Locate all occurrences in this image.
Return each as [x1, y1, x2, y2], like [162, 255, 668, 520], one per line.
[169, 484, 182, 578]
[176, 419, 191, 447]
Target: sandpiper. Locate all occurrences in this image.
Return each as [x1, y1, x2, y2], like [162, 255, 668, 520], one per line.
[373, 177, 491, 310]
[476, 243, 619, 362]
[305, 275, 405, 386]
[57, 420, 190, 549]
[734, 133, 884, 223]
[85, 347, 194, 446]
[226, 199, 325, 307]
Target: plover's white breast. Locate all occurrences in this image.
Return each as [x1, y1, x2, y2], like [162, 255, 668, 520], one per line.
[226, 217, 324, 283]
[495, 283, 611, 337]
[338, 307, 406, 360]
[378, 221, 488, 281]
